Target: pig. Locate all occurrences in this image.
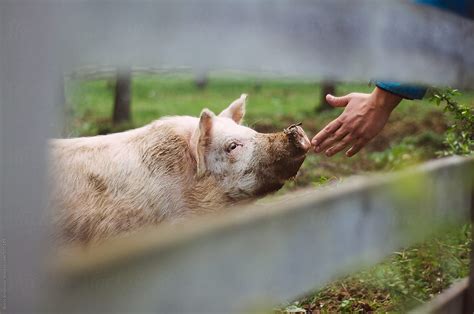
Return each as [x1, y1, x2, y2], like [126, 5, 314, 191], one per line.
[50, 94, 311, 244]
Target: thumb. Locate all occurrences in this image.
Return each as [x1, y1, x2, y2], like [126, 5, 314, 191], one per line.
[326, 94, 350, 107]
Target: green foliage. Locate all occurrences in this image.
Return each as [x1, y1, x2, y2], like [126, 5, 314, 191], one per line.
[294, 224, 472, 312]
[370, 139, 421, 170]
[311, 175, 333, 187]
[430, 88, 474, 156]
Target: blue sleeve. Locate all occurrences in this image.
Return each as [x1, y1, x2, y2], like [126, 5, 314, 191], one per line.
[375, 81, 427, 100]
[414, 0, 473, 18]
[374, 0, 472, 100]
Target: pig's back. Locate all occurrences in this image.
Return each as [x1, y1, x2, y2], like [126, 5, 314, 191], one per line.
[49, 118, 198, 243]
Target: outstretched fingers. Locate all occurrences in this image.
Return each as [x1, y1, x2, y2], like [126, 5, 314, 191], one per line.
[346, 138, 368, 157]
[315, 127, 349, 153]
[325, 134, 354, 157]
[312, 119, 343, 152]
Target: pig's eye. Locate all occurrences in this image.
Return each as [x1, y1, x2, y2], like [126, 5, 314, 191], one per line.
[226, 142, 239, 153]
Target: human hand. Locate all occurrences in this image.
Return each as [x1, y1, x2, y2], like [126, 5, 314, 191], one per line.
[311, 87, 402, 157]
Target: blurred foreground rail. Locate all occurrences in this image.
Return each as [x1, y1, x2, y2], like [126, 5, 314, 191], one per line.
[51, 156, 474, 313]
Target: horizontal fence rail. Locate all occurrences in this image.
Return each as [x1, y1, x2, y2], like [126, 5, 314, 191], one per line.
[2, 0, 474, 88]
[66, 66, 194, 81]
[50, 156, 474, 313]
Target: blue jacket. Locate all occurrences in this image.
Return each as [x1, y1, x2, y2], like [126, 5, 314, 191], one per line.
[375, 0, 473, 99]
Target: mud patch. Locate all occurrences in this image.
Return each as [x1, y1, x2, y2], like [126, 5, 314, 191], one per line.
[88, 173, 108, 194]
[368, 110, 447, 152]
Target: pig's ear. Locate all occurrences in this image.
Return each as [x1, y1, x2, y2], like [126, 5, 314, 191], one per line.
[198, 108, 214, 139]
[195, 109, 215, 176]
[218, 94, 247, 124]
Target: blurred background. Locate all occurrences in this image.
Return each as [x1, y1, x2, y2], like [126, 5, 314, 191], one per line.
[65, 70, 474, 188]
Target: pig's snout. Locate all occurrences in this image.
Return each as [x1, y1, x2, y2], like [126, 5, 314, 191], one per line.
[252, 124, 310, 197]
[283, 123, 311, 155]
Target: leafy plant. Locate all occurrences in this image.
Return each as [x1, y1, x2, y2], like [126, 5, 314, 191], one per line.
[370, 139, 421, 171]
[430, 88, 474, 156]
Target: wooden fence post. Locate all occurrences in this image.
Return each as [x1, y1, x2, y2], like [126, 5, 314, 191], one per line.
[316, 81, 336, 112]
[112, 67, 132, 126]
[195, 72, 208, 90]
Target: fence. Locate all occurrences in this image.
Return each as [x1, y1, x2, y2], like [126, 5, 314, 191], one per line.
[1, 0, 474, 313]
[50, 156, 473, 313]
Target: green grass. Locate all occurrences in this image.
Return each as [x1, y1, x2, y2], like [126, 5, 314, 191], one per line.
[66, 73, 473, 312]
[66, 73, 374, 135]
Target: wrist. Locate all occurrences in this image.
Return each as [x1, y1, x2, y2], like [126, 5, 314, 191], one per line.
[371, 87, 402, 112]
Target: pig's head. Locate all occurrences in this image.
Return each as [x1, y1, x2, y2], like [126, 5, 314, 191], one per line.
[191, 94, 311, 201]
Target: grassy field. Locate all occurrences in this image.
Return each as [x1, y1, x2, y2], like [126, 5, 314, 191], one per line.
[66, 73, 472, 312]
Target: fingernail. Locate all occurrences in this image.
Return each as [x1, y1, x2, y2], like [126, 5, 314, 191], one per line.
[314, 146, 321, 153]
[325, 149, 332, 156]
[312, 140, 318, 146]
